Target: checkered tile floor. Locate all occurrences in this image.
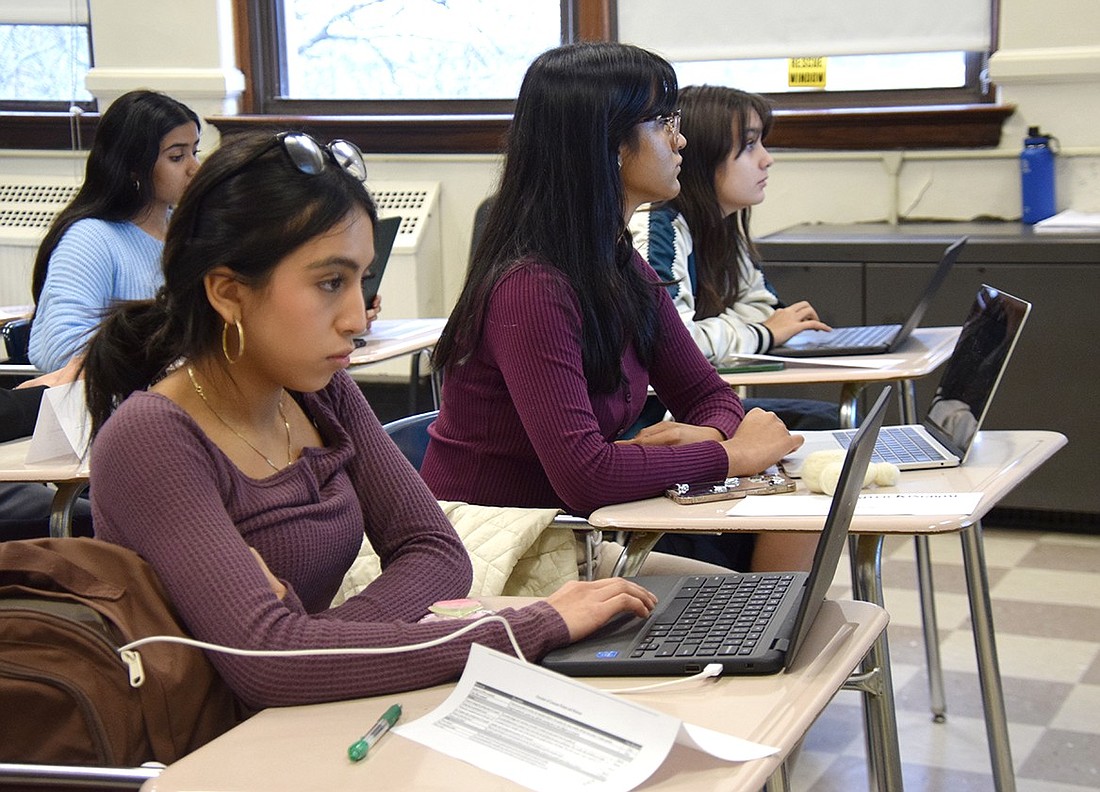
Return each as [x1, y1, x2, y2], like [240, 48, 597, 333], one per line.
[791, 525, 1100, 791]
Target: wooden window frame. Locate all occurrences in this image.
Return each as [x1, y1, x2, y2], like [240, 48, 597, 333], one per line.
[0, 0, 1013, 152]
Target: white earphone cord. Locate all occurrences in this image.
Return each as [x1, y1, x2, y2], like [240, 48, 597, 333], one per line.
[116, 615, 723, 694]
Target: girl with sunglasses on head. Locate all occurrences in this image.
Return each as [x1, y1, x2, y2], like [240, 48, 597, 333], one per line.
[29, 90, 201, 373]
[422, 43, 802, 574]
[81, 131, 656, 710]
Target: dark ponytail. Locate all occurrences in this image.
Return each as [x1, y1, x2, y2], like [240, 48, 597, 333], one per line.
[83, 297, 182, 435]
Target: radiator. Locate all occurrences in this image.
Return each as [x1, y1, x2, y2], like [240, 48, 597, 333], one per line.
[0, 179, 81, 305]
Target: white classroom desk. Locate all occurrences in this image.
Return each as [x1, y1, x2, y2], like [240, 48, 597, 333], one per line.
[722, 323, 960, 728]
[0, 436, 87, 538]
[720, 325, 961, 428]
[589, 430, 1067, 792]
[142, 599, 888, 792]
[347, 317, 446, 406]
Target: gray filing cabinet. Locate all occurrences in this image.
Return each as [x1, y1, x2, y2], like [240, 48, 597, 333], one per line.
[756, 221, 1100, 516]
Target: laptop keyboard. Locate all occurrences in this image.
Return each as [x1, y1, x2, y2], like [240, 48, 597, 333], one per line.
[836, 425, 945, 465]
[795, 324, 896, 350]
[630, 574, 796, 660]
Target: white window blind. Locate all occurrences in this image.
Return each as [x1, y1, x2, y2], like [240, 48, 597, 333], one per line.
[0, 0, 88, 25]
[618, 0, 993, 62]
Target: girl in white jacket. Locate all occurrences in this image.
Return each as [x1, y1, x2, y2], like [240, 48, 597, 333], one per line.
[629, 85, 830, 359]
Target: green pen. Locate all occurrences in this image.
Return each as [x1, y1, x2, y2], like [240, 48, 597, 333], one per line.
[347, 703, 402, 762]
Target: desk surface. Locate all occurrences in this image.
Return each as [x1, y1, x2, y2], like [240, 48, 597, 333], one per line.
[143, 598, 886, 792]
[589, 430, 1066, 537]
[348, 317, 446, 366]
[0, 437, 87, 483]
[720, 326, 959, 388]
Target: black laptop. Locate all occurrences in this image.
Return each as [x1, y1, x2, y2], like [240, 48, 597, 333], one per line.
[783, 284, 1031, 476]
[540, 387, 890, 677]
[770, 237, 966, 357]
[361, 214, 402, 307]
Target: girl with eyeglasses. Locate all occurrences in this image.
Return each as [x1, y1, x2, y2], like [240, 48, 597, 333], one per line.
[628, 85, 839, 571]
[29, 90, 201, 373]
[422, 43, 803, 574]
[630, 85, 832, 364]
[81, 131, 657, 710]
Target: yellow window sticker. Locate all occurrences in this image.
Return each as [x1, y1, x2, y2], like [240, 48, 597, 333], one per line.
[788, 57, 826, 89]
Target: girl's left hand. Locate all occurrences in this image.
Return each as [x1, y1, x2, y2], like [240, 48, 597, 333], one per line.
[618, 421, 724, 447]
[364, 294, 382, 332]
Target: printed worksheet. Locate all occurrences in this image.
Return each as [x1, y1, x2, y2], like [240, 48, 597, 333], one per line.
[395, 644, 775, 792]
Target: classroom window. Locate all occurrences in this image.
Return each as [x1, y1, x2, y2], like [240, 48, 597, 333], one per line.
[672, 51, 989, 111]
[250, 0, 565, 114]
[216, 0, 1012, 152]
[0, 1, 94, 112]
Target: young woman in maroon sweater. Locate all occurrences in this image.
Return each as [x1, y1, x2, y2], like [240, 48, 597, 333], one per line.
[422, 44, 802, 543]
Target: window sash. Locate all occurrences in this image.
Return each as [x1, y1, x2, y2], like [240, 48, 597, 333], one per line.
[617, 0, 994, 62]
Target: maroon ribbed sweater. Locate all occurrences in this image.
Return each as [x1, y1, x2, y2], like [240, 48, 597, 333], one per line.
[421, 254, 744, 515]
[91, 371, 570, 710]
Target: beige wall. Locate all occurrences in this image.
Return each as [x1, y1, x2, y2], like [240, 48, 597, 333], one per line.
[3, 0, 1098, 313]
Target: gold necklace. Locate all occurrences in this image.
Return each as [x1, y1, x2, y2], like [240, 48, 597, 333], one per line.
[187, 365, 292, 472]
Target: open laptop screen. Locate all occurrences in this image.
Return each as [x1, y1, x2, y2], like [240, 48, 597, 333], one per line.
[925, 285, 1031, 454]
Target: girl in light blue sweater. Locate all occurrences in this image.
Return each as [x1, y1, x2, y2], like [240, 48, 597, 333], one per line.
[29, 89, 200, 372]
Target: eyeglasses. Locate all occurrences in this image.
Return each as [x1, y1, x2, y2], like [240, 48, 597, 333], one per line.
[276, 132, 368, 182]
[651, 109, 682, 138]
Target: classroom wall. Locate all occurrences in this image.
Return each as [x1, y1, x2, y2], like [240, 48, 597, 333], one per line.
[2, 0, 1098, 312]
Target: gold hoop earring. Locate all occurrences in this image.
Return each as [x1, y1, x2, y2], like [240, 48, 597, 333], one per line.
[222, 319, 245, 364]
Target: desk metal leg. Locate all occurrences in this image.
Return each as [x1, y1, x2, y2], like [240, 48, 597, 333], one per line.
[960, 520, 1016, 792]
[838, 381, 865, 430]
[897, 376, 949, 723]
[915, 535, 947, 721]
[409, 348, 442, 411]
[49, 482, 87, 538]
[611, 532, 664, 578]
[849, 534, 905, 792]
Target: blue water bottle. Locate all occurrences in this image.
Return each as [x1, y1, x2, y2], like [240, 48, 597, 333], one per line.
[1020, 126, 1057, 224]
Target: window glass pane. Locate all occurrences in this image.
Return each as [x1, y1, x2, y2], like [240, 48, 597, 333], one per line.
[0, 23, 92, 102]
[674, 52, 967, 95]
[282, 0, 561, 101]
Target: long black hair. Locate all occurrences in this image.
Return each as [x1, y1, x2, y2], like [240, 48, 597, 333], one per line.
[432, 41, 678, 393]
[83, 131, 379, 436]
[31, 90, 200, 304]
[667, 85, 773, 320]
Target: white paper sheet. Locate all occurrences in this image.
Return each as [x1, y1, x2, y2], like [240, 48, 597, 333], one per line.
[729, 352, 905, 369]
[24, 381, 91, 466]
[357, 318, 442, 341]
[726, 492, 983, 517]
[395, 645, 776, 792]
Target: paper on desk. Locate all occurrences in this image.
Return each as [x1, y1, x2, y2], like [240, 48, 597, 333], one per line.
[1033, 209, 1100, 233]
[730, 352, 904, 370]
[356, 318, 442, 341]
[25, 381, 91, 466]
[395, 644, 776, 792]
[727, 492, 983, 517]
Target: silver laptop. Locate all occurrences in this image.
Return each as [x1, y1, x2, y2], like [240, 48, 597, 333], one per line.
[540, 387, 890, 677]
[782, 284, 1031, 476]
[770, 237, 967, 357]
